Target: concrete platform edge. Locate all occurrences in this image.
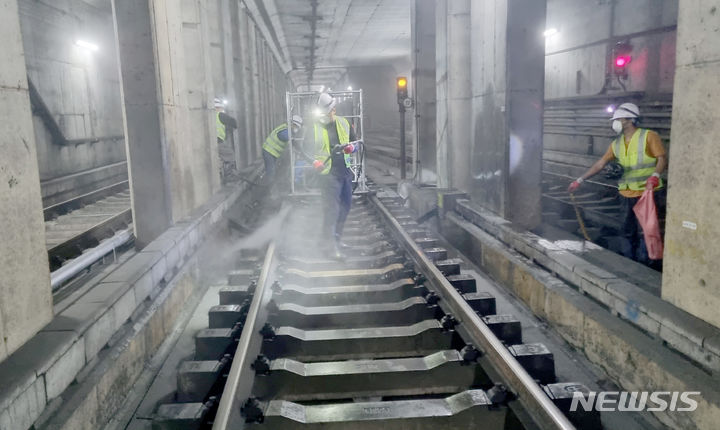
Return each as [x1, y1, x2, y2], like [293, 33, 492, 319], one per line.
[451, 198, 720, 374]
[445, 211, 720, 430]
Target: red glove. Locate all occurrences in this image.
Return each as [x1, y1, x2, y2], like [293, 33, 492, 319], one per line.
[646, 175, 659, 190]
[343, 144, 355, 154]
[312, 160, 324, 171]
[568, 180, 582, 193]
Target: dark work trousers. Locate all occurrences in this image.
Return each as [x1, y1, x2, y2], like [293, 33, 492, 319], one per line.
[321, 174, 353, 243]
[263, 150, 278, 182]
[618, 189, 666, 267]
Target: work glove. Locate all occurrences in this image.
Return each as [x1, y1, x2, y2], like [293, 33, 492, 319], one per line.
[312, 160, 324, 171]
[343, 144, 355, 154]
[646, 174, 660, 190]
[568, 178, 583, 193]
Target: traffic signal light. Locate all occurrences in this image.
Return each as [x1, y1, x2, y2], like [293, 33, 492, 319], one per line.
[612, 41, 632, 78]
[396, 77, 408, 104]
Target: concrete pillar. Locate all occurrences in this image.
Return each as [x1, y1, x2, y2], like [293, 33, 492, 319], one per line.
[411, 0, 437, 182]
[219, 0, 241, 169]
[238, 6, 254, 164]
[468, 0, 546, 229]
[249, 24, 261, 160]
[435, 0, 471, 190]
[504, 0, 546, 229]
[265, 44, 273, 132]
[271, 60, 279, 125]
[0, 0, 53, 361]
[263, 42, 275, 134]
[661, 1, 720, 328]
[259, 42, 268, 137]
[196, 0, 222, 195]
[111, 0, 172, 246]
[112, 0, 219, 246]
[229, 0, 247, 167]
[268, 53, 274, 126]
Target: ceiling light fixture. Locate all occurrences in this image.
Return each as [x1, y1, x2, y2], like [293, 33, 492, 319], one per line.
[75, 40, 99, 52]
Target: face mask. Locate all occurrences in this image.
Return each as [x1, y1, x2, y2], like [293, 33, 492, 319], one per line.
[319, 115, 331, 125]
[612, 120, 623, 134]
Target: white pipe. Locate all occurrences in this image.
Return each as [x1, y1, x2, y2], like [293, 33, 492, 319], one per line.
[51, 229, 133, 290]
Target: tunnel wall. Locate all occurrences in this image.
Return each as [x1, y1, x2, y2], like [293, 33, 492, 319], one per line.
[223, 2, 290, 166]
[16, 0, 291, 209]
[17, 0, 126, 201]
[544, 0, 678, 156]
[114, 0, 292, 245]
[346, 65, 407, 154]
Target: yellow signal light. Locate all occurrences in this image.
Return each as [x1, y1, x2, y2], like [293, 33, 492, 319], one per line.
[397, 77, 407, 88]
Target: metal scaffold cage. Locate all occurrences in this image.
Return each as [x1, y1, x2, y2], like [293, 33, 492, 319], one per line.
[285, 90, 367, 195]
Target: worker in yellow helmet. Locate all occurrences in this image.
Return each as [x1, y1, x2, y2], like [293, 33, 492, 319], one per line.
[310, 92, 359, 259]
[568, 103, 667, 267]
[214, 97, 238, 182]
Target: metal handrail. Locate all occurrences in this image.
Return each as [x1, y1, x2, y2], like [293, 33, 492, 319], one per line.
[370, 194, 577, 430]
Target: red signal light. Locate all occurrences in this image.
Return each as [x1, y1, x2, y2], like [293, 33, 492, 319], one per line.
[615, 56, 630, 67]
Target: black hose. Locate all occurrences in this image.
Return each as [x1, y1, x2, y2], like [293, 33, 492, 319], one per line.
[235, 175, 263, 187]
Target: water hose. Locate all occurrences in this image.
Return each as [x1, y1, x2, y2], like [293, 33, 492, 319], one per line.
[569, 192, 592, 241]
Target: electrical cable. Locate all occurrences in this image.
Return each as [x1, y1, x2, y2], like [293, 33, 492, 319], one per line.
[616, 74, 627, 92]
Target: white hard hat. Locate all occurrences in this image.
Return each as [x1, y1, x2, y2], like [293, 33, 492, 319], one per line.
[610, 102, 640, 120]
[316, 92, 337, 114]
[214, 98, 224, 108]
[291, 115, 303, 127]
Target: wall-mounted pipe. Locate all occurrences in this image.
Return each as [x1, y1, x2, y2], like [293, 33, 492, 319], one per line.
[63, 135, 124, 146]
[50, 229, 133, 291]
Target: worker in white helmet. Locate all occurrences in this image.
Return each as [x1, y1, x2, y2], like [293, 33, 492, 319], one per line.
[309, 92, 359, 259]
[262, 115, 304, 181]
[568, 102, 667, 267]
[214, 97, 238, 182]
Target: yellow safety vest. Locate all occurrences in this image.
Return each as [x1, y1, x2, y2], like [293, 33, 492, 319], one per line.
[611, 128, 664, 191]
[262, 124, 288, 158]
[313, 117, 351, 175]
[216, 112, 226, 142]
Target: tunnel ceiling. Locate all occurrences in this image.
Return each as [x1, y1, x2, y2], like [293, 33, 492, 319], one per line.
[257, 0, 411, 89]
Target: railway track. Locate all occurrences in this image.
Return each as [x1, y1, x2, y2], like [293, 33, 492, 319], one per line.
[45, 184, 132, 272]
[152, 189, 601, 430]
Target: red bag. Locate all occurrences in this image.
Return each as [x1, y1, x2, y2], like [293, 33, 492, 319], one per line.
[633, 189, 664, 260]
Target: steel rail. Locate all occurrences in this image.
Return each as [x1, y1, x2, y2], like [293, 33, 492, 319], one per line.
[370, 194, 576, 430]
[213, 242, 277, 430]
[43, 180, 129, 219]
[47, 207, 133, 254]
